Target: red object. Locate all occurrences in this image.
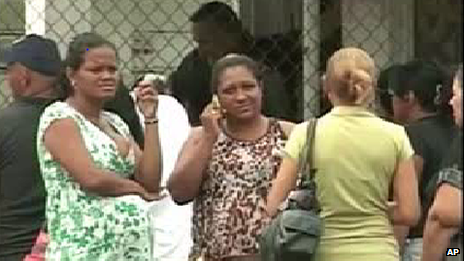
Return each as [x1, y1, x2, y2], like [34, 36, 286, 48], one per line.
[23, 230, 49, 261]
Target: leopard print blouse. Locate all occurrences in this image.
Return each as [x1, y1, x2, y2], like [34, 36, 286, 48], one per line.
[191, 119, 287, 259]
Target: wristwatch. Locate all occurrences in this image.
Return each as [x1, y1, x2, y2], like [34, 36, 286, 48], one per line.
[437, 166, 462, 190]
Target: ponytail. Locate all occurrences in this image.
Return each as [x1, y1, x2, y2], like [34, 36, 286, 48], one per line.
[325, 47, 376, 107]
[334, 68, 374, 106]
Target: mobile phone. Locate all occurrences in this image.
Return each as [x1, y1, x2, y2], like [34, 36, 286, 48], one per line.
[212, 94, 220, 110]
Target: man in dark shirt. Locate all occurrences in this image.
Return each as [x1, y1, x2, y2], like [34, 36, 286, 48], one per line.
[389, 60, 458, 259]
[0, 34, 61, 260]
[405, 115, 457, 232]
[169, 1, 294, 126]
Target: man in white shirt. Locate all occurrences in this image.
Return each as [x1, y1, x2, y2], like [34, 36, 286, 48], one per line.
[132, 74, 193, 261]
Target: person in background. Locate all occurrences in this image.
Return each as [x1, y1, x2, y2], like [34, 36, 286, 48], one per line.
[422, 65, 463, 261]
[104, 77, 145, 147]
[36, 32, 162, 260]
[131, 73, 193, 261]
[0, 34, 61, 261]
[377, 64, 416, 251]
[169, 1, 293, 126]
[266, 47, 420, 261]
[168, 54, 294, 261]
[376, 64, 404, 122]
[387, 60, 457, 260]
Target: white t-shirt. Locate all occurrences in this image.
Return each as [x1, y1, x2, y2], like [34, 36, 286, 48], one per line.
[131, 93, 193, 261]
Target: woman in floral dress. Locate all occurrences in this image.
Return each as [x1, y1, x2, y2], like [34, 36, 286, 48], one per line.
[36, 32, 162, 260]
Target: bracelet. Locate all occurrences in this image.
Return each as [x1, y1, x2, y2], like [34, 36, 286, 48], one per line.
[144, 118, 159, 125]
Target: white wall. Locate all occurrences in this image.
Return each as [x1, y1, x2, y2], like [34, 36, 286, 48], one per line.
[25, 0, 92, 57]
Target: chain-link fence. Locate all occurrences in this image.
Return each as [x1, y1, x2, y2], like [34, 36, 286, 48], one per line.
[1, 0, 462, 120]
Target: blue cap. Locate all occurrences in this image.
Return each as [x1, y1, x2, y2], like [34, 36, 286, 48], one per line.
[1, 34, 61, 76]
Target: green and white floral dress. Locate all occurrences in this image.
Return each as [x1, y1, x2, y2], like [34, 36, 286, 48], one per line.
[37, 102, 152, 261]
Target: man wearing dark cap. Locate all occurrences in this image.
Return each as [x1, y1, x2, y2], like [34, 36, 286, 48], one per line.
[0, 34, 61, 260]
[169, 1, 294, 126]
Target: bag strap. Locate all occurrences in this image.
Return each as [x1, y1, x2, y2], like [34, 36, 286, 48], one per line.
[296, 118, 319, 211]
[297, 118, 317, 185]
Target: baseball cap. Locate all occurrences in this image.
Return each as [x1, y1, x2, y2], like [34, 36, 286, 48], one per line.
[1, 34, 61, 76]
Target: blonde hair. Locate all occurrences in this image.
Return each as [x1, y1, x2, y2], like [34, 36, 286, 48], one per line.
[326, 47, 376, 106]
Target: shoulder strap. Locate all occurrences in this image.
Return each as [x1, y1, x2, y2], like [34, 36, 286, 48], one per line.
[298, 118, 317, 181]
[294, 118, 320, 211]
[275, 119, 289, 140]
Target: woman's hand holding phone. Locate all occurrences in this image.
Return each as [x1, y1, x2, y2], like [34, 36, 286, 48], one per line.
[200, 95, 222, 143]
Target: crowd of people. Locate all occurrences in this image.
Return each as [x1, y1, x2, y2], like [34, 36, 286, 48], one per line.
[0, 1, 462, 261]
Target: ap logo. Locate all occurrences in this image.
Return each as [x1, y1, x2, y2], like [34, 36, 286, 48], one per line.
[446, 248, 461, 256]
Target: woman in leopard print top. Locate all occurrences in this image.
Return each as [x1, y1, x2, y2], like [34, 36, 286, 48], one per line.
[168, 54, 294, 261]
